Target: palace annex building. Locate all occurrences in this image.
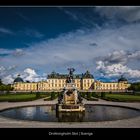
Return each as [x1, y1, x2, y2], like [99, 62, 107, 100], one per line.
[12, 70, 131, 92]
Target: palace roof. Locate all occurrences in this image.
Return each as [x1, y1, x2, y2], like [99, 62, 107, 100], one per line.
[47, 70, 94, 79]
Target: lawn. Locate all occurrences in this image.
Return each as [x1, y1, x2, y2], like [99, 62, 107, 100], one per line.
[104, 94, 140, 102]
[0, 93, 49, 102]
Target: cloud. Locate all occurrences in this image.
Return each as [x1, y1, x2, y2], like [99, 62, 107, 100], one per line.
[59, 7, 102, 28]
[12, 49, 25, 57]
[1, 20, 140, 83]
[0, 27, 14, 35]
[24, 29, 44, 38]
[95, 6, 140, 23]
[0, 48, 25, 57]
[0, 65, 17, 79]
[16, 12, 30, 22]
[59, 7, 140, 28]
[2, 68, 47, 84]
[128, 50, 140, 59]
[2, 75, 14, 85]
[99, 50, 140, 65]
[0, 66, 5, 77]
[59, 7, 79, 21]
[0, 48, 13, 55]
[20, 68, 46, 82]
[96, 61, 140, 81]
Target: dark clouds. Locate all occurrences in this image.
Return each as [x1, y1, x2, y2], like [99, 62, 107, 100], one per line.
[98, 50, 140, 65]
[95, 7, 140, 23]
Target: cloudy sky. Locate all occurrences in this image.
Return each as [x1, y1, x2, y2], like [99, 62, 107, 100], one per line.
[0, 6, 140, 84]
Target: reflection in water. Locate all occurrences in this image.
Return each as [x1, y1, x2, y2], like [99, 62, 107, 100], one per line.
[0, 105, 140, 122]
[56, 111, 85, 122]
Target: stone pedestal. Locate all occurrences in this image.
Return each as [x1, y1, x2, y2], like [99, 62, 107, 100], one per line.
[57, 83, 85, 112]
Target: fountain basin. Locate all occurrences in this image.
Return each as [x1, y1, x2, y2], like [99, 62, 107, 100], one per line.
[0, 104, 140, 122]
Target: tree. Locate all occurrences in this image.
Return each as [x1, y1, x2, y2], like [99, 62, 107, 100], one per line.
[0, 79, 3, 85]
[87, 92, 92, 99]
[128, 82, 140, 91]
[101, 92, 106, 98]
[51, 92, 56, 100]
[0, 84, 13, 91]
[80, 92, 85, 98]
[36, 92, 41, 98]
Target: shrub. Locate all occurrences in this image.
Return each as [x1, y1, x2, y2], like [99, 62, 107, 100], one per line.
[101, 92, 106, 98]
[80, 92, 86, 98]
[51, 92, 56, 100]
[87, 92, 92, 99]
[36, 92, 41, 98]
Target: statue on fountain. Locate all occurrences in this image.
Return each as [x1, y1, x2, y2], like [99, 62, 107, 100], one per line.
[57, 68, 85, 112]
[66, 68, 75, 83]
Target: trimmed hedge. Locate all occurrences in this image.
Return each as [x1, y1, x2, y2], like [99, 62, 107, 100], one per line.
[44, 92, 58, 101]
[80, 92, 99, 101]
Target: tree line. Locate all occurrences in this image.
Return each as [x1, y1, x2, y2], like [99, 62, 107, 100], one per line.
[0, 79, 13, 91]
[128, 82, 140, 91]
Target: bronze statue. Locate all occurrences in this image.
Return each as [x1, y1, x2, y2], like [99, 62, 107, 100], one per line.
[66, 68, 75, 83]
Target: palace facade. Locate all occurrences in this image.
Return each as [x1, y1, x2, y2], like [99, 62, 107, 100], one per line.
[11, 71, 130, 92]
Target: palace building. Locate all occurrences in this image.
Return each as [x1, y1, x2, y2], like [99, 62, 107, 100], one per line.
[94, 76, 130, 91]
[12, 71, 130, 92]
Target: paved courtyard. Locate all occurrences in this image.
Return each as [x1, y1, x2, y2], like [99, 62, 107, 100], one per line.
[0, 98, 140, 128]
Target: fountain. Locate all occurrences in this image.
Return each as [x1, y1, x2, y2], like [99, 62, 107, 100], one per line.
[1, 70, 140, 123]
[56, 68, 85, 112]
